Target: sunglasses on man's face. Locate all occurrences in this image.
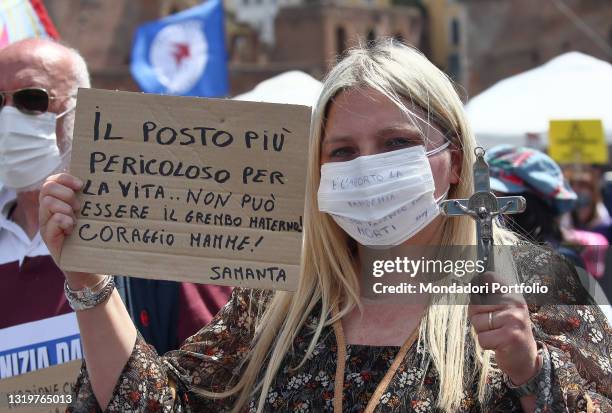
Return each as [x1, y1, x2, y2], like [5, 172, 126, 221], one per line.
[0, 88, 72, 115]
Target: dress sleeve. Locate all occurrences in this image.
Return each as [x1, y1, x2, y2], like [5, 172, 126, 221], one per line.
[520, 247, 612, 412]
[530, 304, 611, 412]
[67, 287, 272, 413]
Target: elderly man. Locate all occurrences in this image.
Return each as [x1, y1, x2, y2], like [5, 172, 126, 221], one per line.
[0, 38, 87, 329]
[0, 39, 231, 353]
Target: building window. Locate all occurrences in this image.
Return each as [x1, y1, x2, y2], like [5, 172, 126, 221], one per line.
[367, 28, 376, 44]
[336, 26, 347, 56]
[450, 18, 460, 46]
[447, 53, 460, 80]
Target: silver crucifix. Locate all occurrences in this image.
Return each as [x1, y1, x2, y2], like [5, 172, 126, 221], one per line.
[439, 147, 526, 272]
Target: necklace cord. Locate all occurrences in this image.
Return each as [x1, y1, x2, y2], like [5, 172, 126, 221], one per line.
[332, 313, 420, 413]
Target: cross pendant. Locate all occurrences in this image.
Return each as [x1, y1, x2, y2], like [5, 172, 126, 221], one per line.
[439, 147, 526, 272]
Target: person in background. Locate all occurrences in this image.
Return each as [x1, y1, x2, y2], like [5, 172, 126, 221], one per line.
[485, 145, 587, 268]
[599, 171, 612, 219]
[116, 277, 232, 353]
[564, 166, 612, 232]
[0, 38, 88, 328]
[0, 38, 231, 352]
[559, 166, 610, 279]
[600, 171, 612, 302]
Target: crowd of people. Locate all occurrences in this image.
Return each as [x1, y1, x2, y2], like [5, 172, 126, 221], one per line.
[0, 37, 610, 412]
[486, 146, 612, 289]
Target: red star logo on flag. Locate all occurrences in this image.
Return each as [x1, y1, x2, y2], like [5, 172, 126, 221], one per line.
[172, 42, 190, 66]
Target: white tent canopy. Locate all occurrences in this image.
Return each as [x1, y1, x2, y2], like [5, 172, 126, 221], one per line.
[232, 70, 322, 107]
[465, 52, 612, 149]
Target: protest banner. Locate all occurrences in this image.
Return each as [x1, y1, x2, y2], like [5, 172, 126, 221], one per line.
[0, 360, 81, 412]
[0, 313, 82, 412]
[549, 119, 608, 164]
[60, 89, 311, 291]
[0, 313, 81, 380]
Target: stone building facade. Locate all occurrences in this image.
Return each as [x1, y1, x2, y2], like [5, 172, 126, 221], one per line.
[273, 4, 423, 78]
[42, 0, 424, 96]
[459, 0, 612, 95]
[422, 0, 467, 86]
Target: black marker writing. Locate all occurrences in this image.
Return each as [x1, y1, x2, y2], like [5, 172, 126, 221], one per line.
[143, 121, 234, 147]
[244, 128, 289, 152]
[186, 189, 232, 208]
[93, 110, 123, 141]
[210, 265, 286, 283]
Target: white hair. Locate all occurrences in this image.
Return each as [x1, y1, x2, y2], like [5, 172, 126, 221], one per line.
[57, 45, 90, 154]
[16, 44, 90, 192]
[66, 45, 91, 91]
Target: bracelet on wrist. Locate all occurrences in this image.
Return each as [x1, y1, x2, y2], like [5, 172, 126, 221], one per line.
[64, 274, 115, 311]
[504, 342, 548, 398]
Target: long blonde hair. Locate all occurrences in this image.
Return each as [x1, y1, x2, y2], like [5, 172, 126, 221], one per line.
[198, 39, 518, 412]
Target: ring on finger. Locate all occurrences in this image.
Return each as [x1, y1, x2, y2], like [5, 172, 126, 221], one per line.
[488, 311, 495, 330]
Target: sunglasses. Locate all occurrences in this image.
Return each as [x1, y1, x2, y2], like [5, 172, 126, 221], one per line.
[0, 87, 74, 115]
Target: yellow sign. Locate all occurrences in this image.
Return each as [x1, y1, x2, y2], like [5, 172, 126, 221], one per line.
[549, 119, 608, 164]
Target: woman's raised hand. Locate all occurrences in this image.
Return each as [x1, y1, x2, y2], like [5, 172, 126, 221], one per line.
[39, 173, 138, 409]
[468, 272, 540, 390]
[38, 173, 104, 288]
[39, 173, 82, 264]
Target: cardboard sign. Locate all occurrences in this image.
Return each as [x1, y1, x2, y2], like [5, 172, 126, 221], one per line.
[549, 119, 608, 164]
[60, 89, 311, 291]
[0, 360, 81, 412]
[0, 313, 82, 380]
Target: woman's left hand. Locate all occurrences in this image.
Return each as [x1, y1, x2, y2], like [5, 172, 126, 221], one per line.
[468, 272, 541, 386]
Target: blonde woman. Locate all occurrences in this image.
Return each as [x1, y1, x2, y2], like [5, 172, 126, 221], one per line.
[40, 40, 610, 412]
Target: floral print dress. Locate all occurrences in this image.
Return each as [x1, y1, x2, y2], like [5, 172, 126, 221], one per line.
[68, 247, 611, 413]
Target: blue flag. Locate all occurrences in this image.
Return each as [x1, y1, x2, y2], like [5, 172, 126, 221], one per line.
[130, 0, 228, 97]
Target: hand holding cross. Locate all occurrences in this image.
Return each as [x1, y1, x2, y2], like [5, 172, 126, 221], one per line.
[439, 147, 526, 271]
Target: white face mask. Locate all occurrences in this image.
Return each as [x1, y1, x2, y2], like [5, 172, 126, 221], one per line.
[318, 143, 449, 247]
[0, 106, 72, 190]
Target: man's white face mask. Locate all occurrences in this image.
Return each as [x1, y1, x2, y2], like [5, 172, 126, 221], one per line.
[317, 143, 450, 247]
[0, 105, 72, 191]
